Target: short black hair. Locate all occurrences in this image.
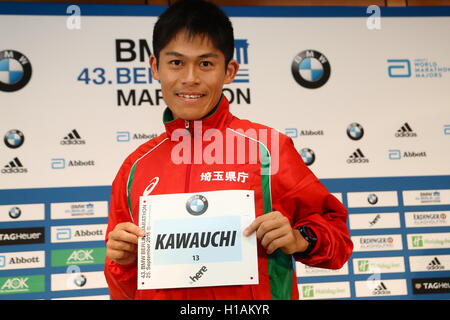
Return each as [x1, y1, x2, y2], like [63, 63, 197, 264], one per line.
[152, 0, 235, 67]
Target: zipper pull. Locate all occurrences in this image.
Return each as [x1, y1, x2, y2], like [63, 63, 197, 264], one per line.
[185, 120, 190, 135]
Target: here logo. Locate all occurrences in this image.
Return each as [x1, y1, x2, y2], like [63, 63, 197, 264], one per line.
[189, 265, 207, 284]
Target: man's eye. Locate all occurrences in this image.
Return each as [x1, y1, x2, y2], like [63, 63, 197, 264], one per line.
[200, 61, 212, 67]
[170, 60, 182, 66]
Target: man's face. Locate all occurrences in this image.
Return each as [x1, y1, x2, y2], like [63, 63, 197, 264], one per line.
[150, 30, 238, 121]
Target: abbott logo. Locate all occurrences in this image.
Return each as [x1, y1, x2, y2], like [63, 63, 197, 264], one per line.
[51, 158, 66, 169]
[387, 59, 411, 78]
[389, 149, 401, 160]
[56, 228, 71, 240]
[116, 131, 130, 142]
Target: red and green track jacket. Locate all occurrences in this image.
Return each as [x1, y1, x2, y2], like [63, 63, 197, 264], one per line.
[104, 95, 353, 300]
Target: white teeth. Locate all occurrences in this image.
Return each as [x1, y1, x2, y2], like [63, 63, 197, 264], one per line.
[178, 94, 202, 99]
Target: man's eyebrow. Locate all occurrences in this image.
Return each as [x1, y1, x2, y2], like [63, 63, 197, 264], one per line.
[164, 51, 219, 59]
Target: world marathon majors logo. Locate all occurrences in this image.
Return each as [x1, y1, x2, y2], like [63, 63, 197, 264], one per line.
[4, 129, 25, 149]
[0, 50, 32, 92]
[291, 50, 331, 89]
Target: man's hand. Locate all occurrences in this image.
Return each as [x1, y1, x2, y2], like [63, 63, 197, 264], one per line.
[243, 211, 308, 255]
[106, 222, 145, 265]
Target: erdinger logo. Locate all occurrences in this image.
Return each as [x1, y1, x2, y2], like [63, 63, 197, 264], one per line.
[4, 129, 25, 149]
[347, 123, 364, 140]
[186, 195, 208, 216]
[0, 50, 32, 92]
[291, 50, 331, 89]
[299, 148, 315, 166]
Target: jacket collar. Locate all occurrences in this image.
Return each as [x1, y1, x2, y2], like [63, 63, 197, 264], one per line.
[163, 94, 233, 137]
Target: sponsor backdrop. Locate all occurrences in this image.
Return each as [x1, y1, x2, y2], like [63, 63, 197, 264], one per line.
[0, 3, 449, 299]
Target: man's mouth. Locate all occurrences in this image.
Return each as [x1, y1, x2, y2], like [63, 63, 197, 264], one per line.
[176, 93, 205, 99]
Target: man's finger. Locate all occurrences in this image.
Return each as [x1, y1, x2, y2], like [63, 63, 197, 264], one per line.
[117, 222, 145, 237]
[107, 238, 137, 253]
[243, 214, 268, 236]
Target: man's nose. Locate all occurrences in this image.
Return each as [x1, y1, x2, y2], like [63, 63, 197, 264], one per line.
[181, 64, 200, 85]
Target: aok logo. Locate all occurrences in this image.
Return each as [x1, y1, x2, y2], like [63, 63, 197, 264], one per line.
[189, 265, 207, 284]
[0, 277, 28, 291]
[67, 249, 94, 264]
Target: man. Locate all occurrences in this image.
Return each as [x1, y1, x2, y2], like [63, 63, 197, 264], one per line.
[105, 0, 353, 300]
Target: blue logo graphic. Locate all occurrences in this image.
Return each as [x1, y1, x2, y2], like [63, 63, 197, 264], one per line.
[56, 228, 71, 240]
[0, 50, 32, 92]
[0, 56, 23, 84]
[367, 194, 378, 205]
[389, 149, 401, 160]
[387, 59, 411, 78]
[444, 125, 450, 135]
[0, 255, 5, 268]
[51, 158, 66, 169]
[285, 128, 298, 139]
[299, 58, 324, 82]
[186, 195, 208, 216]
[347, 123, 364, 140]
[291, 50, 331, 89]
[116, 131, 130, 142]
[4, 129, 25, 149]
[233, 39, 249, 83]
[8, 207, 21, 219]
[299, 148, 315, 166]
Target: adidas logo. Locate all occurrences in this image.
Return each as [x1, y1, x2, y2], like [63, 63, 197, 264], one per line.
[61, 129, 86, 145]
[427, 257, 445, 271]
[1, 157, 28, 174]
[395, 122, 417, 137]
[372, 282, 391, 295]
[347, 148, 369, 164]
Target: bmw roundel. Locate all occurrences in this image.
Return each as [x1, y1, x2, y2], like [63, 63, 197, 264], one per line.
[347, 123, 364, 141]
[74, 274, 87, 287]
[300, 148, 315, 166]
[4, 129, 25, 149]
[291, 50, 331, 89]
[367, 193, 378, 205]
[186, 194, 208, 216]
[0, 50, 32, 92]
[9, 207, 21, 219]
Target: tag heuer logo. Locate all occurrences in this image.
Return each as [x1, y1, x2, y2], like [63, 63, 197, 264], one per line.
[186, 195, 208, 216]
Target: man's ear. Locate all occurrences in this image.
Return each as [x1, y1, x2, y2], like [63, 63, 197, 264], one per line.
[149, 54, 160, 80]
[224, 59, 239, 85]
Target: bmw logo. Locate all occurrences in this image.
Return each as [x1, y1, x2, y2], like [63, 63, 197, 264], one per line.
[291, 50, 331, 89]
[299, 148, 315, 166]
[4, 129, 25, 149]
[367, 193, 378, 205]
[186, 194, 208, 216]
[0, 50, 32, 92]
[74, 274, 87, 287]
[347, 123, 364, 141]
[8, 207, 21, 219]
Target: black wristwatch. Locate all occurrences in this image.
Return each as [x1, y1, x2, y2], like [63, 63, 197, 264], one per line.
[293, 225, 317, 259]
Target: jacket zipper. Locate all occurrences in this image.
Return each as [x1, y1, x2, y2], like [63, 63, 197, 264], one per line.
[185, 120, 192, 193]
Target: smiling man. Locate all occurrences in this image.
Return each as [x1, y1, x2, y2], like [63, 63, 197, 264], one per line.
[104, 0, 353, 300]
